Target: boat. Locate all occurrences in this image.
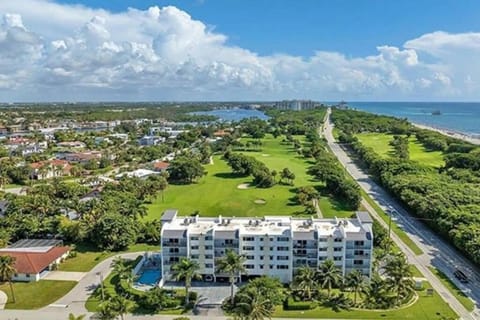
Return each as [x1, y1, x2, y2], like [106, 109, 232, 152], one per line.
[431, 110, 442, 116]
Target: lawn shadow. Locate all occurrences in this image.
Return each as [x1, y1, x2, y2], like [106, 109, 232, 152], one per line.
[213, 172, 245, 179]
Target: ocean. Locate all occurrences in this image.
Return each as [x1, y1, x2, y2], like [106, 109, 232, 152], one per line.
[347, 102, 480, 136]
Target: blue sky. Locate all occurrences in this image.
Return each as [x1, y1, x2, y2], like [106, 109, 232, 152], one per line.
[1, 0, 480, 101]
[55, 0, 480, 57]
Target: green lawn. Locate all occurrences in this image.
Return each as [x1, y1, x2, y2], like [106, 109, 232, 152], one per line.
[59, 243, 159, 272]
[146, 135, 354, 220]
[0, 280, 77, 309]
[429, 267, 475, 312]
[274, 283, 456, 320]
[356, 133, 445, 168]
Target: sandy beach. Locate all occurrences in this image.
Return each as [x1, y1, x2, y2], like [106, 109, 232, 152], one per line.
[413, 123, 480, 145]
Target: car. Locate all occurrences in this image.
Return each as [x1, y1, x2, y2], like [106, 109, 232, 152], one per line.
[454, 269, 469, 283]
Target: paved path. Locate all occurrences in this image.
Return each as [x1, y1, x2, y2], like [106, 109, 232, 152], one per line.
[0, 290, 7, 310]
[42, 252, 143, 314]
[323, 108, 479, 320]
[42, 271, 87, 281]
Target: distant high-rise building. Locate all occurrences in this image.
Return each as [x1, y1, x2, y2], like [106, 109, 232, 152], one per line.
[274, 100, 318, 111]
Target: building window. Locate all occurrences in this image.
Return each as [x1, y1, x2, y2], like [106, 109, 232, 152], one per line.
[354, 260, 364, 265]
[245, 264, 254, 269]
[354, 241, 364, 246]
[246, 255, 254, 260]
[318, 238, 327, 242]
[243, 236, 254, 241]
[191, 246, 199, 250]
[168, 238, 179, 244]
[259, 237, 264, 241]
[276, 265, 289, 270]
[191, 255, 199, 259]
[205, 254, 213, 259]
[190, 236, 199, 241]
[259, 246, 264, 251]
[260, 256, 264, 260]
[277, 246, 289, 251]
[354, 250, 365, 256]
[277, 237, 289, 242]
[319, 256, 326, 261]
[318, 247, 327, 252]
[269, 238, 274, 242]
[334, 247, 342, 252]
[277, 256, 289, 261]
[270, 247, 274, 251]
[205, 263, 213, 268]
[333, 256, 342, 261]
[205, 245, 213, 250]
[26, 274, 30, 278]
[242, 246, 254, 251]
[334, 238, 343, 242]
[269, 265, 274, 269]
[259, 265, 264, 269]
[205, 236, 213, 240]
[169, 248, 179, 253]
[225, 239, 234, 244]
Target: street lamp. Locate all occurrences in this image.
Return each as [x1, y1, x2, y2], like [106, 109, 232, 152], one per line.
[96, 272, 105, 301]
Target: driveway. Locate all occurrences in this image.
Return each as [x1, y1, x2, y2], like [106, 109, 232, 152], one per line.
[163, 281, 237, 305]
[42, 271, 87, 281]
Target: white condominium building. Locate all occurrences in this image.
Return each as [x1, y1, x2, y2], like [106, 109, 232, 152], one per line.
[160, 210, 373, 284]
[274, 100, 318, 111]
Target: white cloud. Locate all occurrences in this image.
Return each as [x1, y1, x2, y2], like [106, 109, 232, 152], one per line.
[0, 0, 479, 101]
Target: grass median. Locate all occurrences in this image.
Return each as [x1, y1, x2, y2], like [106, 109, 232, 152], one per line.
[428, 267, 475, 312]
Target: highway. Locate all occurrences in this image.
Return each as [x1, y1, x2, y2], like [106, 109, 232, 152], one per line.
[323, 108, 480, 320]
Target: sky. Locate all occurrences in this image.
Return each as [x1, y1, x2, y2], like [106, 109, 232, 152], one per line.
[1, 0, 480, 101]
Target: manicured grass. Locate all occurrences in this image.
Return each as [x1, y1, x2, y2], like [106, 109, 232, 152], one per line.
[146, 135, 355, 220]
[360, 189, 423, 256]
[274, 283, 457, 320]
[59, 243, 159, 272]
[429, 267, 475, 312]
[356, 133, 445, 168]
[0, 280, 76, 309]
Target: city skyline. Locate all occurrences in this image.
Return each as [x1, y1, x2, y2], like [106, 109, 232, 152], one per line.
[1, 0, 480, 101]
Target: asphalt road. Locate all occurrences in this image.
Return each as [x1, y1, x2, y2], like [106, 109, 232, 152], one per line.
[323, 108, 480, 320]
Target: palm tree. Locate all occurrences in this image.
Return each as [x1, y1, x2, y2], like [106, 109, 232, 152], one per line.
[316, 259, 342, 298]
[67, 313, 86, 320]
[0, 173, 9, 190]
[291, 266, 317, 300]
[361, 274, 390, 309]
[216, 249, 246, 304]
[109, 295, 134, 320]
[345, 269, 366, 305]
[235, 288, 274, 320]
[0, 256, 16, 303]
[171, 258, 201, 305]
[111, 257, 130, 281]
[384, 253, 414, 305]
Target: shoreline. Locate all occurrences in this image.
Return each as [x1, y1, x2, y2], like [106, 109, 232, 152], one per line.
[412, 123, 480, 145]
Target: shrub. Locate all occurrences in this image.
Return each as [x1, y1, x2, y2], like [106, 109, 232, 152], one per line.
[284, 297, 317, 310]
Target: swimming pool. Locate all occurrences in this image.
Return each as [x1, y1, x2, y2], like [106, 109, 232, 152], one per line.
[136, 269, 162, 286]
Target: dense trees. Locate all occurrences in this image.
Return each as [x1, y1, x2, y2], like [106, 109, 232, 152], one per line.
[333, 108, 480, 265]
[224, 152, 276, 188]
[167, 156, 205, 184]
[91, 213, 137, 251]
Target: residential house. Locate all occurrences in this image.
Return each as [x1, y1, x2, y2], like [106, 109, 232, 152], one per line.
[30, 159, 72, 180]
[0, 239, 70, 282]
[138, 135, 164, 146]
[115, 169, 160, 180]
[57, 141, 86, 149]
[152, 161, 170, 172]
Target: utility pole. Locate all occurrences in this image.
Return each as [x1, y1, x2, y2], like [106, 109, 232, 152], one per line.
[96, 272, 105, 301]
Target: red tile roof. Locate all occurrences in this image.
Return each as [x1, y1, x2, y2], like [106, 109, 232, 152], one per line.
[153, 161, 170, 170]
[0, 246, 70, 274]
[30, 159, 71, 171]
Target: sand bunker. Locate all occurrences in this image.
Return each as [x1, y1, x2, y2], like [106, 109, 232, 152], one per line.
[254, 199, 267, 204]
[261, 154, 270, 157]
[237, 183, 250, 189]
